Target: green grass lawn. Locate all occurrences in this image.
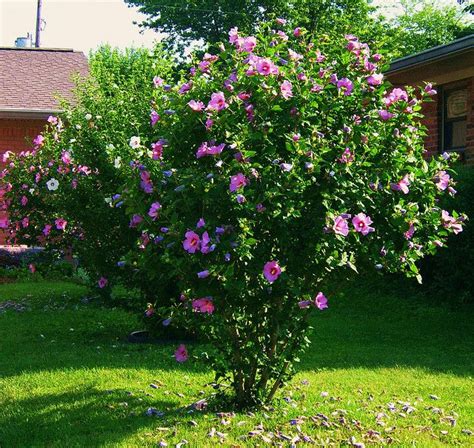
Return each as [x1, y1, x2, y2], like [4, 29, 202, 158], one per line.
[0, 278, 473, 447]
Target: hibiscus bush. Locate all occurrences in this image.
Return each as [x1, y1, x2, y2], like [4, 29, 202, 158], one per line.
[1, 20, 465, 408]
[0, 46, 174, 300]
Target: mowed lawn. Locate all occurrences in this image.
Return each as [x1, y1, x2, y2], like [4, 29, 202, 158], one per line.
[0, 278, 472, 447]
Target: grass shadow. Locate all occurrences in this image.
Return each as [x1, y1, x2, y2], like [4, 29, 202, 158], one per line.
[0, 388, 176, 447]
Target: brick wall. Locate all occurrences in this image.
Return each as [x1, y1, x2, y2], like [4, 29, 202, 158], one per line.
[421, 77, 474, 164]
[422, 99, 439, 159]
[0, 118, 45, 245]
[0, 118, 45, 155]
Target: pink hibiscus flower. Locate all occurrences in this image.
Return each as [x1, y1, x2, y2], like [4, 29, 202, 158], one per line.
[207, 92, 228, 112]
[352, 213, 375, 236]
[441, 210, 463, 234]
[391, 174, 410, 194]
[434, 171, 450, 191]
[314, 292, 328, 310]
[183, 230, 201, 253]
[229, 173, 248, 192]
[366, 73, 383, 86]
[280, 80, 293, 99]
[175, 344, 188, 362]
[55, 218, 67, 231]
[333, 215, 349, 236]
[188, 100, 204, 112]
[255, 58, 278, 76]
[98, 277, 108, 289]
[192, 297, 214, 314]
[148, 202, 161, 220]
[337, 78, 353, 96]
[298, 292, 328, 310]
[150, 110, 160, 126]
[263, 261, 281, 283]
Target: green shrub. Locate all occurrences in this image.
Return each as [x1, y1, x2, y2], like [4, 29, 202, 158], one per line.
[2, 21, 465, 408]
[420, 163, 473, 302]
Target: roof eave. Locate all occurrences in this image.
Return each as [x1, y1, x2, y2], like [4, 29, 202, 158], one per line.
[0, 108, 62, 120]
[386, 35, 474, 75]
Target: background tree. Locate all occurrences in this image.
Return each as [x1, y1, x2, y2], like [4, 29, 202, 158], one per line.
[381, 0, 474, 58]
[125, 0, 473, 59]
[124, 0, 392, 57]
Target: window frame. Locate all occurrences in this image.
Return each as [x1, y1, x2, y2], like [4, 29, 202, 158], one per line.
[440, 84, 468, 156]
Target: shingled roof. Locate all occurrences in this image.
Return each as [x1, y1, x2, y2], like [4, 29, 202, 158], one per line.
[0, 47, 88, 118]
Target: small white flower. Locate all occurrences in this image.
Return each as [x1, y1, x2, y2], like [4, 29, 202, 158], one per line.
[29, 188, 35, 195]
[114, 157, 122, 168]
[107, 143, 115, 151]
[69, 138, 77, 143]
[85, 113, 92, 121]
[46, 178, 59, 191]
[129, 136, 141, 149]
[104, 197, 112, 205]
[75, 124, 82, 130]
[96, 115, 102, 120]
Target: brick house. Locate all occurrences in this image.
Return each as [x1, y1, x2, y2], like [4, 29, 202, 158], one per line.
[0, 47, 88, 244]
[386, 35, 474, 163]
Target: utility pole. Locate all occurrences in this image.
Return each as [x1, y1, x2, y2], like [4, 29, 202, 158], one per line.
[35, 0, 43, 48]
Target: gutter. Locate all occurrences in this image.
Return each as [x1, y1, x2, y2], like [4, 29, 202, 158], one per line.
[0, 108, 62, 120]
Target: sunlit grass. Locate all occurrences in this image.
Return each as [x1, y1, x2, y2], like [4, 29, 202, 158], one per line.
[0, 278, 472, 447]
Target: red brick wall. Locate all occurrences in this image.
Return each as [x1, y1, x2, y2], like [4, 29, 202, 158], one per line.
[421, 77, 474, 164]
[0, 118, 45, 155]
[422, 99, 439, 159]
[0, 118, 45, 245]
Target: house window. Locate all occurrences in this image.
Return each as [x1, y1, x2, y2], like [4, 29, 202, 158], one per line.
[443, 88, 467, 152]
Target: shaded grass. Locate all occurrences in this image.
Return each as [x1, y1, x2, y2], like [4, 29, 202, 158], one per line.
[0, 278, 473, 447]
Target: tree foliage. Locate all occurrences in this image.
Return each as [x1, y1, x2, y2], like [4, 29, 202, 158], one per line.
[385, 0, 474, 58]
[125, 0, 390, 56]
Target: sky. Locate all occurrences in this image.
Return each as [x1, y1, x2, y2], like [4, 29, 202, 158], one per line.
[0, 0, 162, 55]
[0, 0, 466, 55]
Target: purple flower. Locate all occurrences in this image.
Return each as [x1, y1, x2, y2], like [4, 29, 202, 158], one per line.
[333, 215, 349, 236]
[196, 218, 205, 228]
[188, 100, 204, 112]
[178, 81, 192, 94]
[98, 277, 108, 289]
[339, 148, 354, 163]
[236, 194, 246, 203]
[197, 270, 210, 279]
[404, 223, 415, 240]
[196, 141, 225, 159]
[366, 73, 383, 86]
[378, 110, 394, 121]
[192, 297, 214, 313]
[314, 292, 328, 310]
[424, 83, 437, 96]
[280, 80, 293, 99]
[207, 92, 228, 112]
[129, 214, 143, 228]
[150, 110, 160, 126]
[391, 174, 410, 194]
[352, 213, 375, 235]
[434, 171, 450, 191]
[175, 344, 188, 362]
[337, 78, 353, 95]
[148, 202, 162, 220]
[263, 261, 281, 283]
[162, 318, 172, 326]
[183, 231, 200, 253]
[229, 172, 248, 192]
